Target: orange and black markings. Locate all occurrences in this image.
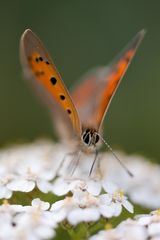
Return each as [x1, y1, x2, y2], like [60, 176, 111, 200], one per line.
[28, 52, 73, 117]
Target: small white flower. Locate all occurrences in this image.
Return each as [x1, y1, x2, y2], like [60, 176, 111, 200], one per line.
[51, 180, 133, 225]
[51, 194, 100, 225]
[52, 177, 101, 196]
[15, 198, 56, 240]
[103, 182, 134, 214]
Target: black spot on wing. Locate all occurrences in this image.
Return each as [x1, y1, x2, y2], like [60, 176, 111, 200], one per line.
[67, 109, 71, 114]
[50, 77, 57, 85]
[60, 95, 65, 100]
[39, 56, 43, 61]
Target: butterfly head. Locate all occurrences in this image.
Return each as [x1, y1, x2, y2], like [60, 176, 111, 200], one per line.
[82, 128, 99, 148]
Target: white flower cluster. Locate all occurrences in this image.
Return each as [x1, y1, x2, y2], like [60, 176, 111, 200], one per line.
[0, 198, 57, 240]
[0, 140, 160, 207]
[90, 209, 160, 240]
[0, 139, 159, 239]
[100, 151, 160, 209]
[0, 140, 60, 198]
[51, 180, 133, 225]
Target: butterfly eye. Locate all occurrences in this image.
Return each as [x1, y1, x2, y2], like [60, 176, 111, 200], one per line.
[82, 129, 99, 146]
[95, 134, 99, 144]
[82, 130, 90, 145]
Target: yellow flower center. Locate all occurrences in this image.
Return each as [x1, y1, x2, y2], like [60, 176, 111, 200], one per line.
[113, 190, 124, 201]
[105, 223, 113, 230]
[155, 209, 160, 215]
[2, 199, 9, 205]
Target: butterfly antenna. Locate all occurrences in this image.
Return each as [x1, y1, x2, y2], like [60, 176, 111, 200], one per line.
[97, 134, 134, 177]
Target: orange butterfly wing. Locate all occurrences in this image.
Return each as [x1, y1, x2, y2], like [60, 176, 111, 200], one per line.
[20, 29, 81, 139]
[72, 30, 145, 131]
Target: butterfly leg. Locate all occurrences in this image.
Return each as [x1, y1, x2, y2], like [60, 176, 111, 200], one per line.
[96, 154, 102, 176]
[56, 151, 77, 176]
[70, 151, 81, 176]
[89, 148, 98, 176]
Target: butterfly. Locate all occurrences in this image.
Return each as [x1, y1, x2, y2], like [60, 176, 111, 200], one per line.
[20, 29, 145, 175]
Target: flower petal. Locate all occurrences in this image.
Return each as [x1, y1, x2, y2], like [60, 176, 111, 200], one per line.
[31, 198, 50, 210]
[68, 208, 100, 225]
[7, 179, 35, 192]
[122, 199, 134, 213]
[0, 186, 12, 199]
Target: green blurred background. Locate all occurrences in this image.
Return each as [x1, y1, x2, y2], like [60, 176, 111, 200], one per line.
[0, 1, 159, 160]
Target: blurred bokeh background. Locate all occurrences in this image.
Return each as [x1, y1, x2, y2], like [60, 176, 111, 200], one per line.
[0, 1, 159, 160]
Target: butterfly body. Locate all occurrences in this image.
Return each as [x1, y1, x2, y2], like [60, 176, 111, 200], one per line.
[20, 29, 145, 165]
